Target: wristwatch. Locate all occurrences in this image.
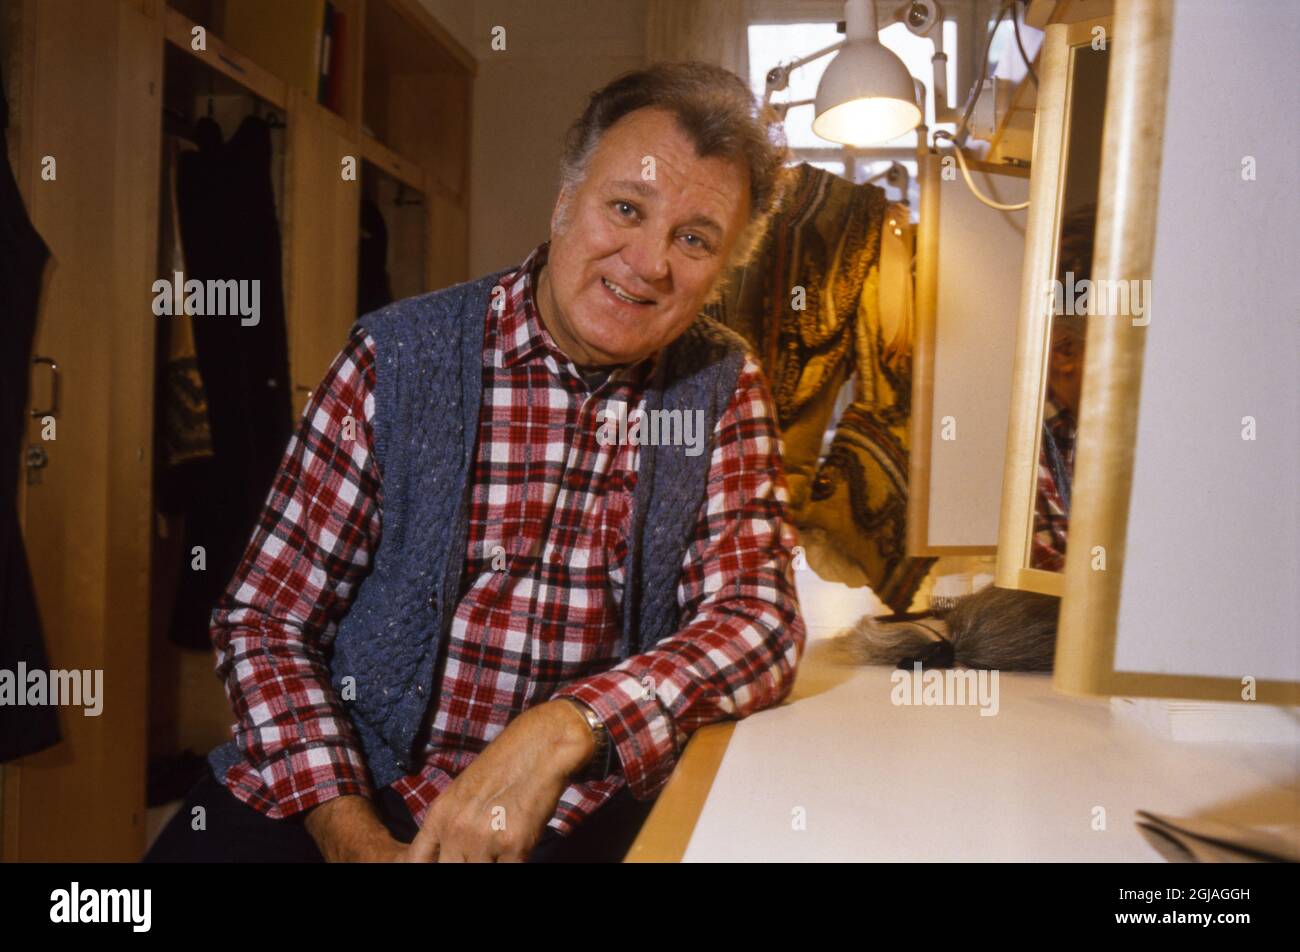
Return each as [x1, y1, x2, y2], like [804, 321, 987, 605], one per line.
[564, 697, 614, 780]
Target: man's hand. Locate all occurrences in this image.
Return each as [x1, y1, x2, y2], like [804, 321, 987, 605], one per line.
[304, 794, 411, 862]
[407, 699, 596, 862]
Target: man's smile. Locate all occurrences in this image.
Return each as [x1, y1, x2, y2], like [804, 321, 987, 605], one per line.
[600, 276, 655, 306]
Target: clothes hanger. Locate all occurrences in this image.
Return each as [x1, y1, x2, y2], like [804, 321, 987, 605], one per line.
[162, 106, 198, 144]
[250, 97, 286, 130]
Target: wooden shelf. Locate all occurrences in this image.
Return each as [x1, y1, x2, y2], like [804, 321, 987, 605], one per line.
[2, 0, 475, 862]
[163, 0, 472, 204]
[362, 0, 473, 202]
[359, 132, 425, 192]
[368, 0, 476, 77]
[165, 0, 362, 125]
[163, 7, 289, 109]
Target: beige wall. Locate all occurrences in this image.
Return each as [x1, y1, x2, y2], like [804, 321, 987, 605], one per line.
[423, 0, 649, 276]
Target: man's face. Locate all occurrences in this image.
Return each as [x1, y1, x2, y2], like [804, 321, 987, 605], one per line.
[1047, 322, 1086, 415]
[537, 107, 752, 368]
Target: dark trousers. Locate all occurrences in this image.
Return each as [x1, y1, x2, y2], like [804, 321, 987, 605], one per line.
[143, 768, 654, 863]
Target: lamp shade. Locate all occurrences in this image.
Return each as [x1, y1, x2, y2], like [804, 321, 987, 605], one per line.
[813, 39, 922, 146]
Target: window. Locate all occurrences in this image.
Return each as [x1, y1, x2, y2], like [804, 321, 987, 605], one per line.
[748, 18, 959, 206]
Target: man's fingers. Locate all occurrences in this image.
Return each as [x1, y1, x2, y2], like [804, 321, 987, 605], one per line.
[406, 824, 441, 863]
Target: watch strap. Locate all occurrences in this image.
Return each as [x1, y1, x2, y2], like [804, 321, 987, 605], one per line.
[565, 697, 616, 781]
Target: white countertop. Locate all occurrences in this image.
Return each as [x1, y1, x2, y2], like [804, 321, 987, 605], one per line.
[682, 647, 1300, 862]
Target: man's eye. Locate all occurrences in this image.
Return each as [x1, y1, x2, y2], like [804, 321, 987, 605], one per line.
[680, 233, 712, 253]
[612, 201, 637, 218]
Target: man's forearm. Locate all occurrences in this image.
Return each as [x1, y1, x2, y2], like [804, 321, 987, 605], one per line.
[304, 794, 402, 862]
[557, 597, 803, 799]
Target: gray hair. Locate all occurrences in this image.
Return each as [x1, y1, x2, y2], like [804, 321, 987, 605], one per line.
[557, 61, 790, 268]
[832, 586, 1061, 672]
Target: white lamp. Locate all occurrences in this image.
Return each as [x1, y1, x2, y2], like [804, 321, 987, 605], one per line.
[813, 0, 923, 146]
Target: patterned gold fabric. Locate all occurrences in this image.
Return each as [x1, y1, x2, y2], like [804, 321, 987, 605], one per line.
[706, 163, 932, 610]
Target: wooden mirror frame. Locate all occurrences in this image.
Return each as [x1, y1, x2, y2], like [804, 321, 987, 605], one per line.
[1052, 0, 1298, 703]
[994, 15, 1111, 597]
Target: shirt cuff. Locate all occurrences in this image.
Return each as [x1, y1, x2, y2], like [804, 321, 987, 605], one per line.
[226, 739, 376, 819]
[554, 672, 677, 800]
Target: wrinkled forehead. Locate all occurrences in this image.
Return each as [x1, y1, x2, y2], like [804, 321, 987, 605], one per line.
[586, 109, 750, 205]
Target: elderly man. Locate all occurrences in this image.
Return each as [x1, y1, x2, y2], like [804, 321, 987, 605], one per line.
[146, 62, 805, 863]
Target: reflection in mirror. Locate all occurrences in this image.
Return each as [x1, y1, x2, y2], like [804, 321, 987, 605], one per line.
[1029, 44, 1108, 572]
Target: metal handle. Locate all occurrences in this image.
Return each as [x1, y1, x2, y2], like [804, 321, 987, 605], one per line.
[30, 356, 60, 418]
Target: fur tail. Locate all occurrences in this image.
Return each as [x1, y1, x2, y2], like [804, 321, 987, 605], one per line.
[835, 615, 948, 667]
[834, 587, 1061, 671]
[947, 586, 1059, 671]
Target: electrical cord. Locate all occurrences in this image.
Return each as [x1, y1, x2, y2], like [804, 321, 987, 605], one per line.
[1012, 2, 1039, 87]
[952, 0, 1015, 146]
[933, 129, 1030, 210]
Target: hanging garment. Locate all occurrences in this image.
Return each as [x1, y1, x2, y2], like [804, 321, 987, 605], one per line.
[357, 195, 394, 316]
[706, 163, 932, 611]
[156, 135, 214, 510]
[169, 114, 293, 649]
[0, 72, 61, 761]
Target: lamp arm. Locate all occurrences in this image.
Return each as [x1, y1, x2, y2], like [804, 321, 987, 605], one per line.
[763, 40, 845, 107]
[930, 35, 949, 118]
[883, 0, 954, 123]
[788, 39, 846, 74]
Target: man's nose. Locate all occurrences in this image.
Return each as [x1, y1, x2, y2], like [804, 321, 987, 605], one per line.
[621, 233, 670, 287]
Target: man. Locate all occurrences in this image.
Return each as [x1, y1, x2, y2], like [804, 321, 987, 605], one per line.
[1031, 316, 1083, 572]
[146, 62, 805, 863]
[1031, 204, 1093, 572]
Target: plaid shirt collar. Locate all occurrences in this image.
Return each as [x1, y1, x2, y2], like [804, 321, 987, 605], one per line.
[498, 242, 658, 387]
[1043, 393, 1077, 442]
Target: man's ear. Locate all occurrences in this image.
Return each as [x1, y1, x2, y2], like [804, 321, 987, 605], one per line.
[550, 187, 569, 236]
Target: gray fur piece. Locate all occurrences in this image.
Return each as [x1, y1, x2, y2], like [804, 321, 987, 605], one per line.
[834, 586, 1061, 671]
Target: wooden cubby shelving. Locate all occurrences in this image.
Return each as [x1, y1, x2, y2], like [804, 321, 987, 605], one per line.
[1, 0, 475, 861]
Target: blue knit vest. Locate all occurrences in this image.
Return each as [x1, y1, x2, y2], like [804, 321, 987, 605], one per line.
[210, 270, 749, 790]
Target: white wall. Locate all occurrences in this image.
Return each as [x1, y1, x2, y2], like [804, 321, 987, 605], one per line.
[1111, 0, 1299, 681]
[423, 0, 649, 276]
[928, 170, 1026, 547]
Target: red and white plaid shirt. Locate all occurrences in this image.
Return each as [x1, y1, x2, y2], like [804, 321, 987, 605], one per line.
[212, 243, 805, 835]
[1030, 395, 1076, 572]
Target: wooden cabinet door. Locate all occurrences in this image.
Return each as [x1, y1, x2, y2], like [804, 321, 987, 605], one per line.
[2, 0, 160, 861]
[284, 92, 360, 414]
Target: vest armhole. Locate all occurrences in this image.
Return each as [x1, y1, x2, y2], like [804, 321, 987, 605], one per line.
[367, 338, 393, 479]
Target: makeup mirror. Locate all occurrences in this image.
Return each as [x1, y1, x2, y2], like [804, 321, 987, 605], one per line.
[996, 16, 1111, 596]
[1055, 0, 1298, 703]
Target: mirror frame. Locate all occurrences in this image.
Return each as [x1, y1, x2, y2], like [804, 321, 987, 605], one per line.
[1053, 0, 1298, 703]
[995, 15, 1112, 597]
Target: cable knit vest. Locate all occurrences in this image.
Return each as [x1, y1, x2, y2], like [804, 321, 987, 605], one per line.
[209, 270, 749, 790]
